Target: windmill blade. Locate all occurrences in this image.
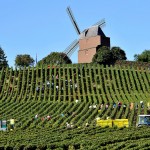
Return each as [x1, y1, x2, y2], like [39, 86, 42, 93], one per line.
[67, 42, 79, 57]
[66, 6, 81, 35]
[63, 39, 78, 54]
[63, 39, 79, 57]
[93, 18, 106, 28]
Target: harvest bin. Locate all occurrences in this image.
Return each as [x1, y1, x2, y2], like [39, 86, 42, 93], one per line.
[113, 119, 129, 127]
[96, 119, 113, 127]
[96, 119, 129, 128]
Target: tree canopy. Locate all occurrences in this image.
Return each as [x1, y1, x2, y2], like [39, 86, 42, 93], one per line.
[134, 50, 150, 62]
[111, 46, 127, 61]
[92, 46, 127, 65]
[92, 46, 112, 65]
[0, 47, 8, 69]
[36, 52, 72, 66]
[15, 54, 34, 67]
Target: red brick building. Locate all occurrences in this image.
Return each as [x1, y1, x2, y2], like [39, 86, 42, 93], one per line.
[78, 25, 110, 63]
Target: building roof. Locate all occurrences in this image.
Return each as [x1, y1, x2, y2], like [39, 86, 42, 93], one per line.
[79, 25, 106, 39]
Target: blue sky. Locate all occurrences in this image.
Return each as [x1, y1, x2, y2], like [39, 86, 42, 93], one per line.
[0, 0, 150, 67]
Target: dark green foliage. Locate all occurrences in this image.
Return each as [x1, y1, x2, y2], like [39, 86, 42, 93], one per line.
[15, 54, 34, 67]
[111, 46, 127, 62]
[0, 47, 8, 69]
[92, 46, 127, 65]
[36, 52, 72, 66]
[92, 46, 112, 65]
[134, 50, 150, 62]
[0, 127, 150, 149]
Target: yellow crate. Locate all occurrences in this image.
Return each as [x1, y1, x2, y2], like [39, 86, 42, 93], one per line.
[96, 119, 112, 127]
[113, 119, 129, 127]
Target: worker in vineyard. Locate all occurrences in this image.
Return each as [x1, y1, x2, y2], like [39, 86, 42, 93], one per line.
[56, 85, 59, 91]
[100, 104, 103, 109]
[47, 115, 51, 121]
[61, 85, 64, 91]
[51, 82, 54, 88]
[35, 114, 38, 120]
[56, 74, 59, 80]
[36, 86, 39, 93]
[70, 79, 72, 84]
[140, 101, 144, 108]
[85, 122, 89, 127]
[66, 122, 71, 129]
[113, 103, 116, 108]
[123, 104, 126, 112]
[72, 112, 76, 118]
[61, 113, 64, 117]
[41, 117, 45, 121]
[47, 81, 50, 88]
[75, 99, 79, 103]
[107, 116, 110, 120]
[105, 104, 109, 109]
[75, 83, 77, 92]
[118, 102, 122, 110]
[65, 79, 68, 86]
[10, 119, 15, 130]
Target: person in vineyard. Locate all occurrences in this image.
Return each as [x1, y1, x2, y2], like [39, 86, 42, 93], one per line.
[36, 86, 39, 93]
[140, 101, 144, 108]
[123, 104, 126, 112]
[35, 114, 38, 120]
[47, 115, 51, 121]
[41, 117, 45, 121]
[9, 119, 15, 130]
[118, 102, 122, 110]
[56, 74, 59, 80]
[74, 83, 77, 92]
[56, 85, 59, 91]
[72, 112, 76, 118]
[105, 104, 109, 109]
[65, 79, 68, 86]
[47, 81, 50, 88]
[85, 122, 89, 127]
[61, 113, 64, 117]
[100, 104, 103, 109]
[113, 103, 116, 108]
[51, 82, 54, 88]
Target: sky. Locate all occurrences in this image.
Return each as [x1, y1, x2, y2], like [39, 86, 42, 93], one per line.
[0, 0, 150, 67]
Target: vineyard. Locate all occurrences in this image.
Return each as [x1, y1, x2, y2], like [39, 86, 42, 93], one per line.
[0, 63, 150, 149]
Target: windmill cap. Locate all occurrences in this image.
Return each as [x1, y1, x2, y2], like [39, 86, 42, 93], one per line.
[79, 26, 106, 39]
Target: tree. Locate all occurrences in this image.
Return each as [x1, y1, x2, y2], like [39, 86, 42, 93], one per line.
[92, 46, 127, 65]
[36, 52, 72, 66]
[111, 46, 127, 62]
[0, 47, 8, 69]
[134, 50, 150, 62]
[92, 46, 112, 65]
[15, 54, 34, 67]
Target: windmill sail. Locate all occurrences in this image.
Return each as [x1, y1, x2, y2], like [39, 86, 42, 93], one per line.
[63, 39, 79, 57]
[93, 18, 106, 28]
[66, 6, 81, 35]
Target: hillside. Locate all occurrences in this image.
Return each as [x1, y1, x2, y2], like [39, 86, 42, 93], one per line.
[0, 64, 149, 149]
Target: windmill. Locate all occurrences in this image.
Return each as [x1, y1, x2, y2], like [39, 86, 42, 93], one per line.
[65, 6, 110, 63]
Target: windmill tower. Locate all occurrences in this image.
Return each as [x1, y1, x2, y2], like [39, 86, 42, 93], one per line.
[66, 6, 110, 63]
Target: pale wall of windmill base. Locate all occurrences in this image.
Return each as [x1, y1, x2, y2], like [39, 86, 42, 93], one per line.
[78, 48, 96, 63]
